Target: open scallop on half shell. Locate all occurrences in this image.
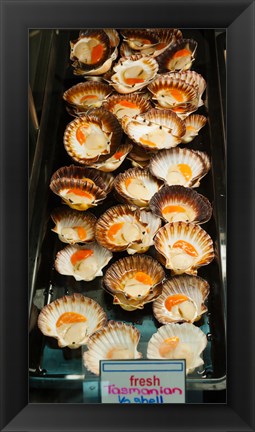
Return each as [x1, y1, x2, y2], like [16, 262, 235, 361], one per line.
[63, 108, 122, 165]
[55, 243, 113, 282]
[95, 204, 147, 253]
[37, 294, 107, 349]
[51, 207, 97, 244]
[154, 221, 214, 275]
[149, 148, 210, 187]
[149, 185, 212, 224]
[103, 254, 165, 311]
[157, 38, 198, 72]
[63, 81, 112, 116]
[114, 167, 163, 208]
[122, 108, 186, 151]
[153, 275, 210, 324]
[103, 93, 151, 120]
[110, 55, 159, 94]
[83, 321, 142, 375]
[147, 322, 207, 374]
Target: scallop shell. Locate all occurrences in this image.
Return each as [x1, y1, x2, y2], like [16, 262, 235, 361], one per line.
[70, 30, 111, 72]
[149, 185, 212, 224]
[63, 108, 122, 165]
[54, 242, 113, 281]
[37, 294, 107, 349]
[50, 165, 113, 193]
[147, 75, 198, 111]
[149, 148, 210, 187]
[166, 70, 206, 115]
[154, 221, 214, 275]
[63, 81, 112, 115]
[51, 207, 97, 244]
[147, 322, 207, 374]
[83, 321, 142, 375]
[103, 254, 165, 310]
[50, 177, 107, 211]
[127, 141, 155, 165]
[89, 142, 133, 172]
[103, 93, 152, 120]
[157, 39, 197, 72]
[103, 28, 120, 48]
[123, 108, 186, 151]
[127, 210, 162, 254]
[153, 275, 210, 324]
[110, 55, 159, 94]
[114, 167, 163, 208]
[120, 29, 160, 51]
[95, 204, 147, 252]
[120, 29, 182, 58]
[181, 114, 207, 143]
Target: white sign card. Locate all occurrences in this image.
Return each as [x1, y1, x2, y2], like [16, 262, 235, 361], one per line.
[100, 360, 186, 404]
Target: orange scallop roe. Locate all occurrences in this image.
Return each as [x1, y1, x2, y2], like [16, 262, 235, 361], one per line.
[76, 123, 90, 145]
[80, 94, 98, 103]
[118, 100, 138, 109]
[186, 125, 196, 132]
[140, 138, 156, 147]
[125, 78, 145, 85]
[177, 164, 192, 180]
[91, 43, 104, 63]
[134, 271, 153, 285]
[162, 205, 186, 215]
[165, 294, 189, 311]
[67, 189, 93, 199]
[169, 88, 185, 103]
[74, 226, 87, 241]
[56, 312, 87, 328]
[173, 48, 192, 59]
[159, 336, 179, 356]
[125, 178, 133, 188]
[172, 240, 198, 257]
[107, 222, 124, 241]
[113, 151, 125, 160]
[70, 249, 93, 265]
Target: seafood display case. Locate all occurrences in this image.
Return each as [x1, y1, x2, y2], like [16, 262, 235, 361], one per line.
[29, 29, 226, 403]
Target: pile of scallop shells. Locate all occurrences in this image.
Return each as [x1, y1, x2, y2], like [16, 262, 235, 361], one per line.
[40, 28, 217, 376]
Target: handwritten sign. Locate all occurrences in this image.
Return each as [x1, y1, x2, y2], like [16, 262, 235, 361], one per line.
[100, 360, 186, 404]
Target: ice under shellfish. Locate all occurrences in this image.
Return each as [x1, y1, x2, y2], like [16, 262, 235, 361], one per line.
[103, 254, 165, 311]
[154, 221, 214, 275]
[54, 243, 113, 282]
[147, 322, 207, 374]
[83, 321, 142, 375]
[51, 207, 97, 244]
[153, 275, 210, 324]
[37, 293, 107, 349]
[114, 167, 163, 208]
[149, 185, 212, 224]
[63, 108, 122, 165]
[149, 148, 210, 188]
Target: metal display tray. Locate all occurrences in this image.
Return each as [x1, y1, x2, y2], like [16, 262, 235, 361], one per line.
[29, 29, 226, 403]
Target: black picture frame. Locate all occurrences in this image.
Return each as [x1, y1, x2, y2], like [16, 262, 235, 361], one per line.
[0, 0, 254, 431]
